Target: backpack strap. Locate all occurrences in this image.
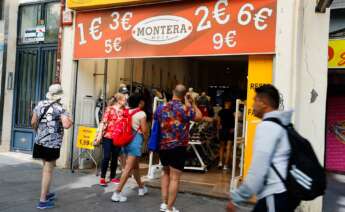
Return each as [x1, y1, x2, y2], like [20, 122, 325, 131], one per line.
[263, 117, 289, 188]
[130, 108, 142, 116]
[37, 99, 61, 126]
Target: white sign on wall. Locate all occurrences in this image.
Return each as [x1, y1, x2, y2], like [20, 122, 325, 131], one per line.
[24, 25, 45, 43]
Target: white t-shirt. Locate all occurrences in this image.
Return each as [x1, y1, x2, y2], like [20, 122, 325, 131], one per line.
[131, 110, 146, 132]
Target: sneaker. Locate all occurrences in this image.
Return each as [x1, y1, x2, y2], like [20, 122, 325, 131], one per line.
[160, 203, 167, 211]
[46, 193, 56, 201]
[166, 207, 180, 212]
[110, 178, 120, 184]
[111, 192, 127, 202]
[99, 178, 107, 187]
[36, 201, 55, 209]
[138, 186, 148, 196]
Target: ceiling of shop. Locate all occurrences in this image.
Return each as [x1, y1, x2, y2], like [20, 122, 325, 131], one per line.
[192, 56, 248, 62]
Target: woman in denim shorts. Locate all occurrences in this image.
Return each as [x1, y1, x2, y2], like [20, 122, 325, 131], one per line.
[111, 94, 149, 202]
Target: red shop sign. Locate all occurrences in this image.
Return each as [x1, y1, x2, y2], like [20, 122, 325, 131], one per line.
[74, 0, 277, 59]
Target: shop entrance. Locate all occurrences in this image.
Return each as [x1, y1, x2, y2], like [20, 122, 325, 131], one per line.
[75, 55, 248, 198]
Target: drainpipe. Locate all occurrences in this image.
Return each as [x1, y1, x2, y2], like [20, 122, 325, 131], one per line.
[55, 0, 65, 83]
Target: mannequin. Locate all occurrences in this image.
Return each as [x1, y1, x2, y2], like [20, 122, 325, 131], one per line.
[187, 87, 199, 101]
[95, 93, 105, 127]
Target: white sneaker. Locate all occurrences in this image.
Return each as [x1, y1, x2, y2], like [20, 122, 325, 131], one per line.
[166, 207, 180, 212]
[138, 186, 148, 196]
[160, 203, 179, 212]
[160, 203, 167, 211]
[111, 192, 127, 202]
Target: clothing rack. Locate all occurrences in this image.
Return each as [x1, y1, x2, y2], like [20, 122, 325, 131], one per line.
[184, 121, 217, 172]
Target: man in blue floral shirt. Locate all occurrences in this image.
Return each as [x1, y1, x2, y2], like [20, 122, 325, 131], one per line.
[155, 84, 202, 212]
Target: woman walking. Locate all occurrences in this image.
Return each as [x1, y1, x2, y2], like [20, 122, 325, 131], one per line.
[111, 94, 149, 202]
[95, 93, 127, 186]
[31, 84, 72, 209]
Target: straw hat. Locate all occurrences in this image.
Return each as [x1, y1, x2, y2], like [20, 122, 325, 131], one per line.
[46, 84, 63, 101]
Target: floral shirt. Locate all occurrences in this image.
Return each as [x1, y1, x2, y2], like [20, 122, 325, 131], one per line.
[102, 106, 124, 139]
[155, 100, 196, 150]
[34, 100, 70, 149]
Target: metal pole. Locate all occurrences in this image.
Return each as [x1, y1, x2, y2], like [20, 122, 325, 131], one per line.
[55, 0, 66, 83]
[103, 59, 108, 111]
[130, 59, 134, 95]
[231, 99, 240, 190]
[70, 60, 79, 173]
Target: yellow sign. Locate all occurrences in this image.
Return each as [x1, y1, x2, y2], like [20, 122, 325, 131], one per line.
[76, 126, 97, 150]
[67, 0, 161, 10]
[244, 55, 273, 176]
[328, 40, 345, 69]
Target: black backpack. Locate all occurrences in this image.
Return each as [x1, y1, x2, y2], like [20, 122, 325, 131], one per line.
[264, 118, 327, 201]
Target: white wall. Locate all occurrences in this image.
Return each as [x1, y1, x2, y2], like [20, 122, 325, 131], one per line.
[58, 16, 75, 167]
[274, 0, 330, 211]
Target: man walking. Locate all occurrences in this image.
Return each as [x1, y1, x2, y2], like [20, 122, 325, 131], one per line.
[31, 84, 72, 209]
[227, 84, 299, 212]
[155, 84, 202, 212]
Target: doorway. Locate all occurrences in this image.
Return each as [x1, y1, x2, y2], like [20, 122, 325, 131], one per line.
[12, 1, 59, 152]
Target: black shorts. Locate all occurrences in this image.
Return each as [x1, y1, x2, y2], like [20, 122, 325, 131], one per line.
[159, 146, 187, 171]
[219, 128, 234, 141]
[33, 143, 60, 161]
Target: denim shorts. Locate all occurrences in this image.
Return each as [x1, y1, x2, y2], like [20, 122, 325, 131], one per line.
[122, 133, 143, 157]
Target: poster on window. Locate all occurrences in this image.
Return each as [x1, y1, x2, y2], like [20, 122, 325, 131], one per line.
[23, 25, 45, 43]
[74, 0, 276, 59]
[326, 96, 345, 172]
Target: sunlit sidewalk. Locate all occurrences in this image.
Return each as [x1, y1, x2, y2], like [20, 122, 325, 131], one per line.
[0, 152, 227, 212]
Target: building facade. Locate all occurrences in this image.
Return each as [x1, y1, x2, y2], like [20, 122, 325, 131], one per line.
[0, 0, 333, 211]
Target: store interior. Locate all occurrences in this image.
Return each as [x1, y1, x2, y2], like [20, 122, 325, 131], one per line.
[75, 56, 249, 198]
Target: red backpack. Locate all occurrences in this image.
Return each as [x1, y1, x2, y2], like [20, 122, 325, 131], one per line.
[112, 108, 141, 147]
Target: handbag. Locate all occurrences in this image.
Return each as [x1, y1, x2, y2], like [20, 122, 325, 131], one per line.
[148, 119, 160, 152]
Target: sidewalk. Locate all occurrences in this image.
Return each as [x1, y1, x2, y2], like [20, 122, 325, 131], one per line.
[323, 173, 345, 212]
[0, 153, 229, 212]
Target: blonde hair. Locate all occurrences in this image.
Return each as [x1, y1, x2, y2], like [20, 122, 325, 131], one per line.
[108, 92, 126, 106]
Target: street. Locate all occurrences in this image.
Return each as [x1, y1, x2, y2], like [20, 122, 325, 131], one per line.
[0, 153, 228, 212]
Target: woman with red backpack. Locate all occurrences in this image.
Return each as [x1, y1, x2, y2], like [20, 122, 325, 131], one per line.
[111, 94, 149, 202]
[95, 93, 127, 186]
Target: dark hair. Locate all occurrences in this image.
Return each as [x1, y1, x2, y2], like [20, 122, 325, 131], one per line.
[255, 84, 280, 109]
[128, 94, 144, 109]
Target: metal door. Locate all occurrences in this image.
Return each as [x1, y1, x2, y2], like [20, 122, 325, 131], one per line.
[12, 46, 57, 152]
[12, 1, 59, 152]
[12, 47, 40, 151]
